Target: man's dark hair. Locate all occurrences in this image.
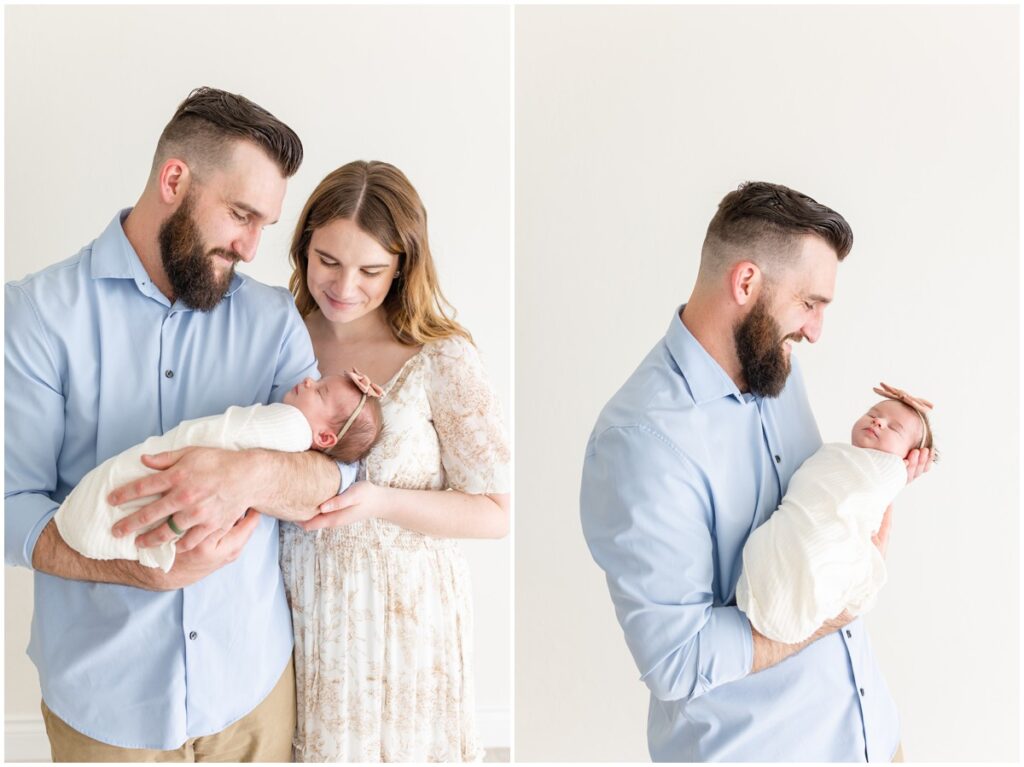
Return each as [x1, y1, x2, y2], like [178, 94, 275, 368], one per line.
[699, 181, 853, 280]
[152, 86, 303, 179]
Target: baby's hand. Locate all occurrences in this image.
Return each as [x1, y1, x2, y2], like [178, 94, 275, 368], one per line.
[904, 447, 934, 485]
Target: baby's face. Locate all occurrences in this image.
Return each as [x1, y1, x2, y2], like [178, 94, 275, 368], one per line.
[283, 375, 361, 450]
[851, 399, 922, 458]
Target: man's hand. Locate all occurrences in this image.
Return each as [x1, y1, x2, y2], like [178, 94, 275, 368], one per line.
[110, 447, 264, 551]
[751, 609, 854, 673]
[152, 509, 262, 590]
[904, 447, 933, 484]
[31, 510, 261, 590]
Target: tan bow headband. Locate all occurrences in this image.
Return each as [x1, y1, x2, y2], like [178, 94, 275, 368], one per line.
[336, 368, 384, 442]
[872, 381, 933, 450]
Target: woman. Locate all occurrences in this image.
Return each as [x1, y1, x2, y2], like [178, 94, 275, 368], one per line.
[280, 160, 510, 762]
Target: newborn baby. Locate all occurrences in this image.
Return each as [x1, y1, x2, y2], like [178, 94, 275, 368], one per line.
[736, 382, 936, 644]
[55, 370, 384, 573]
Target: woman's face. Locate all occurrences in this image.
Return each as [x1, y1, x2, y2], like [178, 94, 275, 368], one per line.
[306, 218, 399, 325]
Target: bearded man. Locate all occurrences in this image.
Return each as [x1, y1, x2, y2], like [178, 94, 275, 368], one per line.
[580, 182, 931, 762]
[5, 88, 356, 761]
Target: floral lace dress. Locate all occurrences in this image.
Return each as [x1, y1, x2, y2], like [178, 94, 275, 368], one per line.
[280, 336, 510, 762]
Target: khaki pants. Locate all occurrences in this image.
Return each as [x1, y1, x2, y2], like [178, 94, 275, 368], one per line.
[42, 657, 295, 763]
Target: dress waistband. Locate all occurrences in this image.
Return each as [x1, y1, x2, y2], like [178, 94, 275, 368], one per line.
[288, 519, 457, 552]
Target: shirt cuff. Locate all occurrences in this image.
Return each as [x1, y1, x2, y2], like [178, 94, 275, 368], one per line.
[5, 494, 59, 570]
[696, 605, 755, 692]
[336, 461, 358, 494]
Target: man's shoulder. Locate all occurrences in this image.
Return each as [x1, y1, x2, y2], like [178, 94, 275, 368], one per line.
[225, 278, 315, 384]
[232, 276, 296, 310]
[226, 277, 305, 334]
[589, 340, 698, 453]
[7, 249, 90, 300]
[6, 248, 97, 345]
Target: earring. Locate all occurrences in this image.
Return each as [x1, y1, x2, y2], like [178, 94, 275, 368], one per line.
[394, 270, 401, 278]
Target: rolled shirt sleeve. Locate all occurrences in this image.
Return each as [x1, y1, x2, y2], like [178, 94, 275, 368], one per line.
[581, 424, 753, 702]
[5, 283, 65, 569]
[336, 460, 358, 494]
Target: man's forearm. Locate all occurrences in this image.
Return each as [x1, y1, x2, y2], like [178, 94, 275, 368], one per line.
[248, 449, 341, 522]
[31, 519, 169, 590]
[750, 611, 851, 673]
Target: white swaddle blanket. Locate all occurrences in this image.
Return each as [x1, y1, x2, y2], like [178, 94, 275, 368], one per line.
[55, 403, 312, 573]
[736, 443, 906, 643]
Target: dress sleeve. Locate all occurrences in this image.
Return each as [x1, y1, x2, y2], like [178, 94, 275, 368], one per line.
[580, 424, 754, 702]
[425, 336, 510, 494]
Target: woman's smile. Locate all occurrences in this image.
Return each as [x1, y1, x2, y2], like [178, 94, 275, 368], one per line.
[323, 292, 361, 310]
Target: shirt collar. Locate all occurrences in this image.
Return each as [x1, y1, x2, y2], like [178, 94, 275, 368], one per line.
[665, 304, 745, 405]
[90, 208, 246, 300]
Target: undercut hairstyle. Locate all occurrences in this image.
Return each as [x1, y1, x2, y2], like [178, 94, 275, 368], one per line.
[152, 87, 303, 181]
[699, 181, 853, 282]
[323, 394, 384, 464]
[289, 160, 472, 346]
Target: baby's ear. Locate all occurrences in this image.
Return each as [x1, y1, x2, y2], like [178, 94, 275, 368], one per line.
[315, 430, 339, 450]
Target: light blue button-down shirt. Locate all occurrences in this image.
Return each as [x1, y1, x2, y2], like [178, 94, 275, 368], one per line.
[5, 210, 354, 749]
[581, 307, 900, 762]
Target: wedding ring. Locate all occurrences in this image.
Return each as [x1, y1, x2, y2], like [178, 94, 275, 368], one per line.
[166, 516, 185, 537]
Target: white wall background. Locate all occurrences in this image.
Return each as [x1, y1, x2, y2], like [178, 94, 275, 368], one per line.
[4, 5, 511, 757]
[516, 5, 1018, 762]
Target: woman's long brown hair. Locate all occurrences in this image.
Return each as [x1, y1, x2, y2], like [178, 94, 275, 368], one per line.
[289, 160, 472, 346]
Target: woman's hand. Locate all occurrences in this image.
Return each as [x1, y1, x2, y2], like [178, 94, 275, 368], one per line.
[871, 504, 894, 559]
[297, 481, 390, 531]
[298, 484, 510, 539]
[904, 447, 934, 485]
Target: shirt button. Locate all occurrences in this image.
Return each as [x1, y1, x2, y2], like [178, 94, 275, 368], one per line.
[165, 370, 175, 379]
[859, 687, 865, 696]
[774, 454, 781, 464]
[189, 631, 198, 640]
[845, 630, 853, 638]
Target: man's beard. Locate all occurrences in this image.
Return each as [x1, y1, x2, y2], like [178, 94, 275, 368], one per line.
[733, 292, 797, 398]
[157, 193, 239, 312]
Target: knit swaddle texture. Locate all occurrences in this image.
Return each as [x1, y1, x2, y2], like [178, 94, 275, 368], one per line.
[736, 443, 906, 643]
[54, 403, 312, 572]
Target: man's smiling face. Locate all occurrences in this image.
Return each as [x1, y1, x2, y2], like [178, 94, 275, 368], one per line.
[158, 140, 286, 311]
[733, 234, 837, 397]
